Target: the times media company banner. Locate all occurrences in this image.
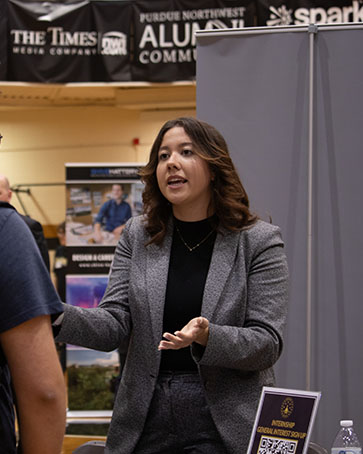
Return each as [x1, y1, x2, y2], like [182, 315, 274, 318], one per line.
[256, 0, 363, 26]
[132, 0, 256, 82]
[7, 0, 132, 82]
[0, 1, 8, 80]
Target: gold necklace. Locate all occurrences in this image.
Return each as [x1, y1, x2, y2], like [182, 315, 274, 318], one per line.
[175, 224, 215, 252]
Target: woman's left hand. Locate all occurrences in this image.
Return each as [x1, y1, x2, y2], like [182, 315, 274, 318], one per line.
[158, 316, 209, 350]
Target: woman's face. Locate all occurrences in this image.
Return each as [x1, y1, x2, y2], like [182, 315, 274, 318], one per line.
[156, 126, 213, 221]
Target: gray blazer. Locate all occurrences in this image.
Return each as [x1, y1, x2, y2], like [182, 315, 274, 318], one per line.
[57, 216, 289, 454]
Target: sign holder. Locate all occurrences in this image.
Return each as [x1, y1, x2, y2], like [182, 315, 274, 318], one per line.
[247, 387, 321, 454]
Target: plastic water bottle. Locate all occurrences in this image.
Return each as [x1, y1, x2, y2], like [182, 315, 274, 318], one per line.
[331, 420, 362, 454]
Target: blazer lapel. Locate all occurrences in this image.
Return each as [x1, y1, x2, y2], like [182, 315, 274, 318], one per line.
[146, 223, 173, 344]
[202, 229, 241, 321]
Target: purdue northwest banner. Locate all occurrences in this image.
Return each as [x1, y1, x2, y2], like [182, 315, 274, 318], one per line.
[131, 0, 256, 82]
[2, 0, 363, 83]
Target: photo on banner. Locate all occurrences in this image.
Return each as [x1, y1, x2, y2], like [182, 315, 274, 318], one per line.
[65, 274, 120, 411]
[66, 181, 143, 246]
[65, 163, 143, 247]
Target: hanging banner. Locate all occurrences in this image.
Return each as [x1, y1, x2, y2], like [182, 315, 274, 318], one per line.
[7, 0, 132, 82]
[256, 0, 362, 26]
[5, 0, 363, 82]
[132, 0, 256, 82]
[0, 1, 7, 80]
[91, 1, 132, 81]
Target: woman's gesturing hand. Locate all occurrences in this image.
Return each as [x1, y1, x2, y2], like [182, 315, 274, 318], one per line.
[158, 316, 209, 350]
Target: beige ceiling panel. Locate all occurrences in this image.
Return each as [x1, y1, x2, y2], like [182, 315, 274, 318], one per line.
[0, 82, 196, 111]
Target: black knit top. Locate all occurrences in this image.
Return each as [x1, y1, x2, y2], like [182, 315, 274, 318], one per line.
[160, 216, 217, 372]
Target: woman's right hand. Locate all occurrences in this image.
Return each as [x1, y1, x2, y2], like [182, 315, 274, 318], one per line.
[158, 316, 209, 351]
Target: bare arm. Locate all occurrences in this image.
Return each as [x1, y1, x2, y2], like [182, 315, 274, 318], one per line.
[94, 222, 103, 243]
[0, 315, 66, 454]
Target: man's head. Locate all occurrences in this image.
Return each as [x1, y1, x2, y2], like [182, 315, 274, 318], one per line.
[111, 184, 123, 203]
[0, 174, 12, 202]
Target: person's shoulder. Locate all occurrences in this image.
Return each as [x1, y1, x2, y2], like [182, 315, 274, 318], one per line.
[19, 214, 46, 240]
[124, 214, 146, 233]
[116, 215, 147, 252]
[0, 209, 38, 269]
[244, 219, 281, 235]
[240, 219, 284, 249]
[19, 213, 41, 229]
[0, 205, 14, 220]
[0, 206, 26, 235]
[103, 199, 113, 207]
[0, 207, 14, 233]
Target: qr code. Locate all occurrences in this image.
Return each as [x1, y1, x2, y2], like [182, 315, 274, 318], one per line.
[258, 436, 297, 454]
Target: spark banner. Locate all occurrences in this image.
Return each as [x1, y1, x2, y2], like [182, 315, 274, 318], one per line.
[256, 0, 361, 26]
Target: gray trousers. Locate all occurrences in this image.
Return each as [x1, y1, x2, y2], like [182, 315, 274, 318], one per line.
[133, 371, 228, 454]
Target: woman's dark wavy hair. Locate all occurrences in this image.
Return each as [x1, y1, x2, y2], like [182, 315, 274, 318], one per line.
[139, 117, 257, 245]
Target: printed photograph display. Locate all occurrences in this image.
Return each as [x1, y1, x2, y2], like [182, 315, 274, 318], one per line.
[66, 181, 143, 246]
[65, 275, 120, 411]
[66, 274, 109, 310]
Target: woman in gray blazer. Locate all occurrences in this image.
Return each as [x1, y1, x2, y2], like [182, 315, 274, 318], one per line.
[57, 117, 289, 454]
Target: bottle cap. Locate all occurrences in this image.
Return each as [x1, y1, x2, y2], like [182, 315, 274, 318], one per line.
[340, 420, 353, 427]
